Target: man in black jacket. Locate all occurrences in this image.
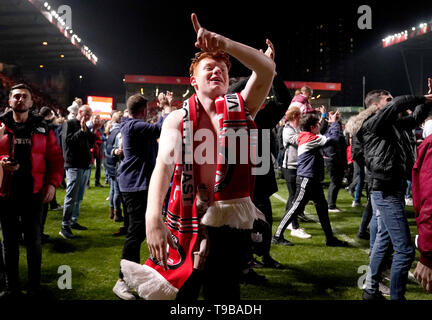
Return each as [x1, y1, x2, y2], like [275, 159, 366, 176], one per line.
[60, 105, 102, 239]
[323, 118, 347, 212]
[361, 90, 432, 300]
[229, 40, 286, 278]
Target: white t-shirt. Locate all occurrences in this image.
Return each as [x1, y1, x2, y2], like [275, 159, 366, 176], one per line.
[423, 119, 432, 139]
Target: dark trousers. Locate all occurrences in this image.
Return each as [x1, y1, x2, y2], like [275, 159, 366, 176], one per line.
[0, 194, 43, 291]
[358, 182, 372, 236]
[94, 157, 102, 185]
[176, 226, 248, 301]
[326, 160, 345, 209]
[41, 191, 59, 235]
[121, 193, 129, 231]
[238, 195, 271, 273]
[274, 176, 334, 241]
[281, 167, 300, 228]
[118, 190, 148, 279]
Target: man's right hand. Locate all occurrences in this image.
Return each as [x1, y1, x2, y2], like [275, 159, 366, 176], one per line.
[146, 217, 178, 270]
[328, 109, 340, 123]
[414, 261, 432, 293]
[80, 117, 87, 131]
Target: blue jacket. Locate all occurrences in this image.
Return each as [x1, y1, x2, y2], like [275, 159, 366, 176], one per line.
[117, 115, 166, 192]
[296, 122, 341, 181]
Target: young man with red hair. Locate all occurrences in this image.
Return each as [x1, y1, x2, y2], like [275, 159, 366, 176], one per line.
[120, 13, 275, 301]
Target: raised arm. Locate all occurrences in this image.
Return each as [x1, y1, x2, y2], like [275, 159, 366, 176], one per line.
[191, 13, 275, 117]
[145, 109, 183, 269]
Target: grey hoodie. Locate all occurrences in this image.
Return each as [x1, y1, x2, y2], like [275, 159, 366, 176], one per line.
[282, 123, 300, 169]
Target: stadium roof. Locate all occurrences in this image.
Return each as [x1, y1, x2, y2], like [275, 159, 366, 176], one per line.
[0, 0, 98, 69]
[382, 21, 432, 49]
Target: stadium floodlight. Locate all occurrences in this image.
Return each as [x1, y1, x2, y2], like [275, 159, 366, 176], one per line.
[44, 2, 48, 7]
[47, 5, 50, 10]
[51, 10, 55, 16]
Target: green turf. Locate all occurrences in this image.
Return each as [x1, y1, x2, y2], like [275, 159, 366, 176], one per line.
[14, 168, 431, 300]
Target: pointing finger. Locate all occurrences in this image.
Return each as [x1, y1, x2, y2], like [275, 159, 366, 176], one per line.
[266, 38, 274, 50]
[191, 13, 201, 33]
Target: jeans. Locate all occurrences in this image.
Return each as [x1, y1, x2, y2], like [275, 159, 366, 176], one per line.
[0, 194, 43, 291]
[109, 176, 121, 211]
[405, 180, 412, 199]
[62, 167, 91, 228]
[354, 162, 365, 203]
[365, 191, 415, 300]
[358, 183, 372, 236]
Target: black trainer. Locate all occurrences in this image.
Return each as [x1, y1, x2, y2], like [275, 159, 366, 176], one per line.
[262, 256, 284, 269]
[248, 258, 264, 269]
[59, 227, 76, 239]
[362, 289, 386, 300]
[326, 237, 349, 247]
[357, 231, 370, 240]
[298, 212, 313, 222]
[271, 236, 294, 246]
[71, 223, 88, 230]
[240, 269, 268, 285]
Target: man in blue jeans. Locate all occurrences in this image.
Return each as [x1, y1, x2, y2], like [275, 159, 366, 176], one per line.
[60, 105, 102, 239]
[359, 89, 432, 300]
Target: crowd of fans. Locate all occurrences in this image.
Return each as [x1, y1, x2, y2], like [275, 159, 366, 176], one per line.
[0, 13, 432, 301]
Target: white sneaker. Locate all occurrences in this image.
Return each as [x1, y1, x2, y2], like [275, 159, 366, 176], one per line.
[113, 279, 136, 300]
[290, 228, 312, 239]
[379, 282, 390, 296]
[405, 198, 413, 206]
[328, 207, 342, 213]
[287, 223, 294, 230]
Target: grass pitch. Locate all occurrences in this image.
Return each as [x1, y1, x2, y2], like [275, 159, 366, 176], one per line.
[15, 169, 431, 300]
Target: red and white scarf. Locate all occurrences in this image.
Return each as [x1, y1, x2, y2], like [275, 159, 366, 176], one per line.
[121, 93, 258, 300]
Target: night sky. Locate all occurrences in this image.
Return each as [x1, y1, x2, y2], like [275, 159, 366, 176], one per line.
[58, 0, 432, 101]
